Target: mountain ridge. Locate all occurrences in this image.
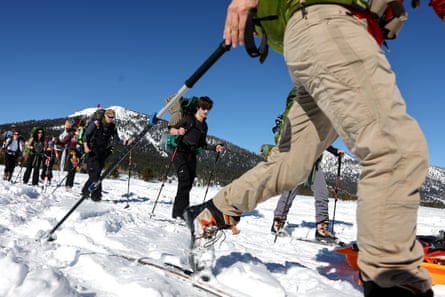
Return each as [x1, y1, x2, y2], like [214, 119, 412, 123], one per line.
[1, 105, 443, 207]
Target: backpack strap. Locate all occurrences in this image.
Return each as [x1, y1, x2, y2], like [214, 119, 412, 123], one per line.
[380, 1, 408, 40]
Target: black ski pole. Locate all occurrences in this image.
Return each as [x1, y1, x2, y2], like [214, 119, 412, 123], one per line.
[124, 149, 133, 209]
[330, 155, 342, 234]
[202, 151, 220, 203]
[35, 40, 231, 242]
[150, 146, 179, 216]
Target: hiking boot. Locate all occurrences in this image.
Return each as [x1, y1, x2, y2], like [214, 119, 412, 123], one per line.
[315, 220, 338, 243]
[271, 216, 286, 234]
[363, 280, 434, 297]
[91, 195, 101, 202]
[183, 200, 240, 273]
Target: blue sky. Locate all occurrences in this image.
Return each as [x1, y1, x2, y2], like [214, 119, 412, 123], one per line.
[1, 0, 444, 168]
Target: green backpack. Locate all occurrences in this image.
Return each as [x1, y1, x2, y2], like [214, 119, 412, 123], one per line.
[272, 87, 296, 144]
[24, 126, 42, 156]
[160, 96, 198, 154]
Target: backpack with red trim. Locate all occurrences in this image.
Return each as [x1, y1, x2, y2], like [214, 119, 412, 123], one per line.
[417, 230, 445, 264]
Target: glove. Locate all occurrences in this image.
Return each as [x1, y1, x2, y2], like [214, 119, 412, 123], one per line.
[105, 147, 113, 158]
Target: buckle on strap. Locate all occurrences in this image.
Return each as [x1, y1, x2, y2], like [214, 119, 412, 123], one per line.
[244, 8, 276, 64]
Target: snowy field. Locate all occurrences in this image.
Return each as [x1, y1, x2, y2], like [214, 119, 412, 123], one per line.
[1, 165, 444, 297]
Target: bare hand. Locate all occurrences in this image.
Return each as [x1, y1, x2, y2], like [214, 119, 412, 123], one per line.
[224, 0, 259, 47]
[216, 144, 225, 153]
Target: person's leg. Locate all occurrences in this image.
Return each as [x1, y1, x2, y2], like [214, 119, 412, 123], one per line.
[311, 166, 337, 241]
[22, 156, 34, 184]
[312, 167, 329, 223]
[172, 153, 195, 219]
[82, 154, 100, 198]
[274, 184, 303, 218]
[271, 184, 303, 233]
[31, 157, 41, 185]
[4, 154, 14, 180]
[172, 165, 193, 218]
[65, 160, 75, 187]
[91, 155, 106, 200]
[285, 4, 430, 292]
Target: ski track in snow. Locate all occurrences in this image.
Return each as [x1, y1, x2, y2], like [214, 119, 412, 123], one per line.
[1, 166, 445, 297]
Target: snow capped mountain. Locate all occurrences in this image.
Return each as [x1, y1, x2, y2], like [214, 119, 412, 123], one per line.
[2, 105, 444, 206]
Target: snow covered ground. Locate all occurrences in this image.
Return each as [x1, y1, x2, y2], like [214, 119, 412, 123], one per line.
[1, 166, 444, 297]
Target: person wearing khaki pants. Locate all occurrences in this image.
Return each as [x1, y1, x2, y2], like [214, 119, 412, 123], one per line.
[185, 1, 432, 295]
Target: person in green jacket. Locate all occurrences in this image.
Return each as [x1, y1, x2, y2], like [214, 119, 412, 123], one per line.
[184, 1, 432, 296]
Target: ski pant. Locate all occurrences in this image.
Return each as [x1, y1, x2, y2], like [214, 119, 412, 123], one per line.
[274, 164, 329, 223]
[23, 154, 42, 186]
[172, 150, 196, 219]
[65, 151, 78, 187]
[213, 4, 431, 292]
[4, 153, 19, 181]
[41, 156, 56, 181]
[82, 151, 106, 199]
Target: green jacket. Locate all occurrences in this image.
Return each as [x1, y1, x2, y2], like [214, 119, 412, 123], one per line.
[256, 0, 294, 54]
[256, 0, 380, 54]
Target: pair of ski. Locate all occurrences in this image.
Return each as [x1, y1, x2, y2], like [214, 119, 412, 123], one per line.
[116, 254, 246, 297]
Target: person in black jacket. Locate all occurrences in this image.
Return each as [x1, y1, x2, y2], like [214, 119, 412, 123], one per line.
[169, 96, 224, 219]
[81, 109, 132, 201]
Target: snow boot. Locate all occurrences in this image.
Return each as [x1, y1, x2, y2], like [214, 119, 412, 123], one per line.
[363, 280, 434, 297]
[315, 220, 338, 244]
[183, 200, 240, 279]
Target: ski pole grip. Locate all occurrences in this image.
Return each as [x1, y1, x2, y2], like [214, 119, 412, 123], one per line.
[185, 41, 231, 88]
[88, 182, 96, 193]
[337, 156, 342, 176]
[148, 112, 158, 126]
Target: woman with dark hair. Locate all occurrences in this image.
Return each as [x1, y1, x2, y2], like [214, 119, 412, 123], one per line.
[23, 127, 46, 186]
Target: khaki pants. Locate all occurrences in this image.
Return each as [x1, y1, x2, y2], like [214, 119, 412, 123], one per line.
[213, 4, 431, 291]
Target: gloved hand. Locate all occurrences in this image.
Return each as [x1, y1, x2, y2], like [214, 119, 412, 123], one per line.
[105, 147, 113, 158]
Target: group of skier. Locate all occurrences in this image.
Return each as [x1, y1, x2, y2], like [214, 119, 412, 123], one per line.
[1, 0, 444, 295]
[1, 108, 133, 198]
[1, 125, 67, 186]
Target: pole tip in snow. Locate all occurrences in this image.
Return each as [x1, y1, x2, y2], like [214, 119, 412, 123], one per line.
[35, 230, 57, 242]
